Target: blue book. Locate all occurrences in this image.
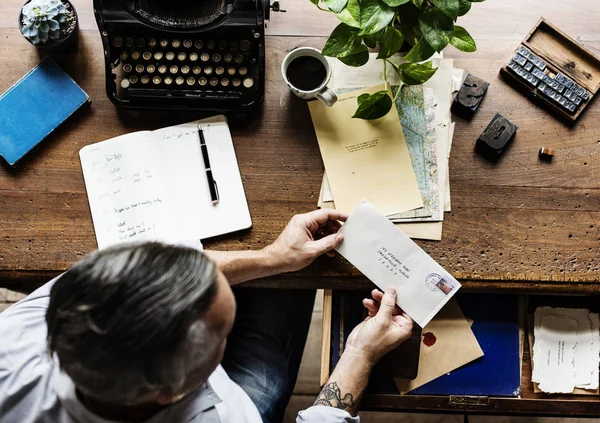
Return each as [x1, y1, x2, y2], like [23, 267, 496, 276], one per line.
[0, 57, 90, 167]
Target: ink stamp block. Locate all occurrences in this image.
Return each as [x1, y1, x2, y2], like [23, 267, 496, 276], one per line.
[476, 114, 518, 160]
[452, 73, 489, 119]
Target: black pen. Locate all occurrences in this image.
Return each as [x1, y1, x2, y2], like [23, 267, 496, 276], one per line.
[198, 126, 219, 205]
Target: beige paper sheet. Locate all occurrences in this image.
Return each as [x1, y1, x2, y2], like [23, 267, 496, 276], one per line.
[309, 84, 422, 217]
[394, 299, 484, 394]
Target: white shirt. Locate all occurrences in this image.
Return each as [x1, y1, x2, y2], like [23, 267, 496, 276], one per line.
[0, 280, 358, 423]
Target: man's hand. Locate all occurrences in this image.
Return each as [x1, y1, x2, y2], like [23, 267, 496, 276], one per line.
[345, 287, 413, 366]
[264, 209, 348, 274]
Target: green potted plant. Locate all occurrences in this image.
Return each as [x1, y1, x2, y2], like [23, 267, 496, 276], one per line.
[311, 0, 484, 119]
[19, 0, 78, 49]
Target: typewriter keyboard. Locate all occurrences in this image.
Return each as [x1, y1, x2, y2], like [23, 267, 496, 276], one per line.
[110, 35, 258, 99]
[507, 46, 590, 114]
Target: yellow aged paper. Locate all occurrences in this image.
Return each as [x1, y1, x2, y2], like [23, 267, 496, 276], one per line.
[309, 84, 422, 216]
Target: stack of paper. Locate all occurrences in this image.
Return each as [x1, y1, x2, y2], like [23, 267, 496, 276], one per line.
[315, 53, 463, 241]
[532, 307, 600, 394]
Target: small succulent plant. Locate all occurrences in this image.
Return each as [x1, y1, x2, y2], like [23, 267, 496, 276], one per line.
[21, 0, 69, 45]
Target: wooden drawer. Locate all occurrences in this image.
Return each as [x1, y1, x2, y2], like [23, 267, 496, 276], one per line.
[321, 289, 600, 417]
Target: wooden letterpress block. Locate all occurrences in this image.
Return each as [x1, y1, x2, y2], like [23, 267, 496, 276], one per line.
[475, 114, 518, 160]
[538, 146, 555, 161]
[452, 73, 489, 118]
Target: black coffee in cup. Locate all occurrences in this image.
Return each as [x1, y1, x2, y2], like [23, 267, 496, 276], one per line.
[286, 56, 327, 91]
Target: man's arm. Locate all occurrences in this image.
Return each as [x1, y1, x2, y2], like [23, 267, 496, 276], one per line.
[298, 288, 413, 421]
[204, 209, 348, 285]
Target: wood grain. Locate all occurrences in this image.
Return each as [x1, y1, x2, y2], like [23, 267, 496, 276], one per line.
[1, 0, 600, 292]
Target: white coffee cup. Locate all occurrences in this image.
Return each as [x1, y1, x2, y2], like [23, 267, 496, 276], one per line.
[281, 47, 338, 107]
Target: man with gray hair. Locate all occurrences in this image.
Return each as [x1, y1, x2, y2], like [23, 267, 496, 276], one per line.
[0, 209, 413, 423]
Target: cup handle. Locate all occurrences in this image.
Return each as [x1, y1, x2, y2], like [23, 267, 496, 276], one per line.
[316, 87, 338, 107]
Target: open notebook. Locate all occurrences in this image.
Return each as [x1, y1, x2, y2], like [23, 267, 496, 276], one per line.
[80, 115, 251, 249]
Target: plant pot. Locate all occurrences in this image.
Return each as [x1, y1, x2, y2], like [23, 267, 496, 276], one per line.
[19, 0, 79, 52]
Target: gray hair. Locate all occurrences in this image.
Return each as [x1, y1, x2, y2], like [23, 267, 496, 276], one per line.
[46, 242, 222, 403]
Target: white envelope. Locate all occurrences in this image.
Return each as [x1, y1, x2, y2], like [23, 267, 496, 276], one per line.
[336, 199, 461, 327]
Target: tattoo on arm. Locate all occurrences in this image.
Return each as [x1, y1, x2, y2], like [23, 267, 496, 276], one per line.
[314, 382, 355, 411]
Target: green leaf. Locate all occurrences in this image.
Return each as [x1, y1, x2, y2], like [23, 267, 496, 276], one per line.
[322, 23, 361, 57]
[411, 0, 424, 8]
[404, 37, 435, 61]
[418, 9, 454, 51]
[324, 0, 348, 13]
[377, 26, 404, 59]
[335, 0, 361, 28]
[359, 0, 395, 36]
[449, 25, 476, 52]
[468, 0, 485, 2]
[363, 31, 382, 48]
[458, 0, 471, 16]
[310, 0, 319, 6]
[338, 45, 370, 66]
[431, 0, 459, 20]
[398, 61, 438, 84]
[352, 91, 393, 119]
[382, 0, 410, 6]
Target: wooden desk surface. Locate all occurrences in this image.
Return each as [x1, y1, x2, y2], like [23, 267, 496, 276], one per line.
[1, 0, 599, 292]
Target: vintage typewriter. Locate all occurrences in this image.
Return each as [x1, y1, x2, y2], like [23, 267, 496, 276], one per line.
[94, 0, 272, 111]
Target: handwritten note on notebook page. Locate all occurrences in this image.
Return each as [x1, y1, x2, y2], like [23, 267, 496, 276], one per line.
[79, 115, 251, 249]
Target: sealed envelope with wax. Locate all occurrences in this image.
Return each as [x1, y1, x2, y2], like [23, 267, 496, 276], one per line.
[336, 199, 461, 327]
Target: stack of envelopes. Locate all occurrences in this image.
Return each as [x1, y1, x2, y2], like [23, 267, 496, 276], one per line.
[311, 53, 463, 241]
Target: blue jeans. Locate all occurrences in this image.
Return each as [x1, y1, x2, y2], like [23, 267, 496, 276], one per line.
[221, 288, 316, 423]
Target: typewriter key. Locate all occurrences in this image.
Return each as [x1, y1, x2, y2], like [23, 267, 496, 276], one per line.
[164, 76, 173, 85]
[170, 66, 179, 74]
[232, 78, 241, 87]
[175, 76, 185, 86]
[195, 40, 204, 49]
[172, 40, 181, 48]
[158, 65, 167, 74]
[120, 51, 129, 60]
[189, 53, 199, 62]
[154, 52, 164, 61]
[141, 76, 150, 84]
[216, 67, 225, 75]
[240, 40, 251, 51]
[131, 51, 141, 60]
[181, 65, 190, 74]
[243, 78, 254, 88]
[160, 39, 169, 48]
[153, 76, 162, 85]
[238, 67, 248, 76]
[224, 54, 233, 63]
[221, 78, 230, 87]
[183, 39, 193, 48]
[218, 40, 227, 50]
[204, 67, 213, 75]
[125, 38, 134, 47]
[120, 78, 130, 89]
[213, 54, 222, 62]
[199, 77, 208, 86]
[187, 77, 195, 86]
[148, 39, 157, 48]
[147, 65, 156, 74]
[227, 67, 236, 76]
[112, 37, 123, 48]
[229, 41, 239, 51]
[123, 64, 133, 73]
[201, 53, 210, 62]
[193, 66, 202, 75]
[135, 64, 144, 73]
[178, 52, 187, 61]
[206, 40, 216, 49]
[137, 38, 145, 48]
[210, 78, 218, 86]
[129, 76, 139, 84]
[166, 52, 175, 61]
[234, 54, 244, 64]
[143, 52, 152, 61]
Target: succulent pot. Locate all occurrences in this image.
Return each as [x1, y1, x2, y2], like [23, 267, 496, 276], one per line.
[19, 0, 79, 51]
